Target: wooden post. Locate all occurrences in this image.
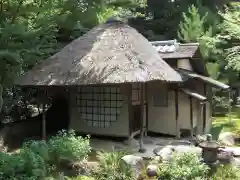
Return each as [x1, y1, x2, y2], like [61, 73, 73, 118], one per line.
[175, 89, 180, 138]
[139, 82, 146, 153]
[128, 84, 133, 139]
[203, 84, 207, 132]
[228, 89, 232, 123]
[144, 83, 148, 137]
[189, 96, 194, 138]
[42, 104, 46, 140]
[42, 89, 48, 140]
[200, 103, 204, 133]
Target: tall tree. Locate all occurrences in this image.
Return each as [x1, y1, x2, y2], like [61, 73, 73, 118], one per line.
[177, 5, 208, 43]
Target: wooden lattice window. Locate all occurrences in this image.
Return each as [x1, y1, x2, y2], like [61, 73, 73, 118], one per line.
[76, 86, 123, 128]
[132, 83, 141, 102]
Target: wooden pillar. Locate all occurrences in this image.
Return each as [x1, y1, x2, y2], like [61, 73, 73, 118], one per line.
[200, 103, 204, 133]
[228, 88, 232, 123]
[145, 83, 148, 137]
[139, 82, 146, 153]
[189, 96, 194, 138]
[175, 89, 180, 138]
[203, 84, 207, 131]
[42, 89, 48, 140]
[42, 104, 46, 140]
[128, 84, 133, 138]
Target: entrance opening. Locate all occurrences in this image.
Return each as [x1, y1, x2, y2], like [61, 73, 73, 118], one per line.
[46, 93, 69, 135]
[131, 104, 141, 133]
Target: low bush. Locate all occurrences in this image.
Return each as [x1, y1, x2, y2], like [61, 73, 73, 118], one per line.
[0, 130, 92, 180]
[66, 175, 95, 180]
[48, 130, 91, 165]
[211, 165, 240, 180]
[0, 148, 48, 180]
[93, 151, 135, 180]
[157, 153, 209, 180]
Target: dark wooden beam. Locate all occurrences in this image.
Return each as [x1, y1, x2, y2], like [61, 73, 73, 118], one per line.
[139, 83, 146, 153]
[128, 84, 132, 136]
[189, 96, 194, 137]
[145, 83, 148, 136]
[203, 83, 207, 133]
[175, 89, 180, 138]
[42, 104, 46, 140]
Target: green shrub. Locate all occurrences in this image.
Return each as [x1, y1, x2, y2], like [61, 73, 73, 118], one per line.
[48, 130, 91, 164]
[157, 153, 209, 180]
[0, 129, 92, 179]
[93, 151, 135, 180]
[19, 147, 48, 179]
[211, 165, 240, 180]
[0, 149, 48, 180]
[0, 152, 23, 179]
[23, 140, 49, 162]
[66, 175, 95, 180]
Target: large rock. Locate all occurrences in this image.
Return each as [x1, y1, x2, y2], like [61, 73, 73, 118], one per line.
[220, 147, 240, 157]
[217, 151, 233, 164]
[154, 145, 174, 161]
[218, 132, 236, 146]
[123, 138, 139, 147]
[173, 145, 202, 156]
[146, 164, 158, 177]
[121, 155, 144, 178]
[154, 145, 202, 162]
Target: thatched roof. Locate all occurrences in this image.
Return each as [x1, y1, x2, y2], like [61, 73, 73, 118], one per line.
[16, 21, 182, 86]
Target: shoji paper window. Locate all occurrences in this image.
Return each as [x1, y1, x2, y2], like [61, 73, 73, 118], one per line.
[76, 86, 123, 128]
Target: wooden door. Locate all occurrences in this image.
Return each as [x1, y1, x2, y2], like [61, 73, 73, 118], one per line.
[131, 104, 141, 132]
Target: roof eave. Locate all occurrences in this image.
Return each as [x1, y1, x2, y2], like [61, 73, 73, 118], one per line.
[177, 68, 230, 90]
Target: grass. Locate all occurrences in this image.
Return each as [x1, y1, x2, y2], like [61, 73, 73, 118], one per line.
[211, 114, 240, 141]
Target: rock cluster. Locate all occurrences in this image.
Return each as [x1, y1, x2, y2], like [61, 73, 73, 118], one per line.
[122, 134, 240, 178]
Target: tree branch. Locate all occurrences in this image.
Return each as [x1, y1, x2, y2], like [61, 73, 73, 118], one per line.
[11, 0, 24, 24]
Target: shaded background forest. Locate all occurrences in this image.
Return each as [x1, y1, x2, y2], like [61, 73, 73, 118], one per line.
[0, 0, 239, 121]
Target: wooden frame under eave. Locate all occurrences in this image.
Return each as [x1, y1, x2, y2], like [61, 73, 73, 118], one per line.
[189, 96, 194, 138]
[203, 83, 207, 133]
[175, 88, 180, 138]
[128, 83, 133, 138]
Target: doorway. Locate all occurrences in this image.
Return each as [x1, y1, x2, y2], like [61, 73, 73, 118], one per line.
[46, 93, 70, 134]
[131, 104, 141, 132]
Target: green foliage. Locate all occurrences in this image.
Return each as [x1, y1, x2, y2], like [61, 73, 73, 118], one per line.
[66, 176, 95, 180]
[218, 4, 240, 72]
[0, 84, 3, 113]
[211, 165, 240, 180]
[93, 151, 135, 180]
[0, 148, 48, 180]
[177, 5, 208, 43]
[0, 130, 91, 179]
[157, 153, 209, 180]
[48, 130, 91, 164]
[177, 4, 221, 61]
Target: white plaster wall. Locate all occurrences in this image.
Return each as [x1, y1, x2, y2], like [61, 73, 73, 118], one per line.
[178, 93, 198, 129]
[178, 92, 191, 129]
[177, 59, 193, 71]
[147, 82, 177, 135]
[205, 101, 212, 133]
[192, 98, 198, 128]
[68, 84, 129, 137]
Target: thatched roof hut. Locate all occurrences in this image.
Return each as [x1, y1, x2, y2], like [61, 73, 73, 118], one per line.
[16, 21, 182, 86]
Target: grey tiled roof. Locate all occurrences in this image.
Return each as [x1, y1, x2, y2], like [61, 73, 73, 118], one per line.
[151, 40, 199, 59]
